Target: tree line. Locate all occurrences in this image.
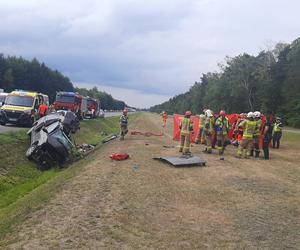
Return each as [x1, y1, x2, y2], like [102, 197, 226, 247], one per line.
[0, 54, 127, 109]
[150, 37, 300, 127]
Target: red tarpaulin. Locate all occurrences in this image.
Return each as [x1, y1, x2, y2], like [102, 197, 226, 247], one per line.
[173, 114, 267, 146]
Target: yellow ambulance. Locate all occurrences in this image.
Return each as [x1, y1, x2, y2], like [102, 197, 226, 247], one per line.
[0, 90, 48, 126]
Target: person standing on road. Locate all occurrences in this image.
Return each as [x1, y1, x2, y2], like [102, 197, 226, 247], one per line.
[272, 117, 283, 148]
[203, 109, 214, 154]
[195, 114, 206, 144]
[119, 109, 129, 140]
[38, 102, 48, 118]
[262, 115, 273, 160]
[250, 111, 262, 158]
[215, 110, 230, 156]
[179, 111, 194, 156]
[161, 111, 168, 128]
[236, 112, 257, 158]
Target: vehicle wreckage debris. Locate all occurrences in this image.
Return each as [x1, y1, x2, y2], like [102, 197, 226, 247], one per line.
[26, 111, 80, 170]
[77, 144, 95, 156]
[131, 131, 164, 137]
[102, 134, 118, 143]
[110, 153, 130, 161]
[153, 156, 206, 167]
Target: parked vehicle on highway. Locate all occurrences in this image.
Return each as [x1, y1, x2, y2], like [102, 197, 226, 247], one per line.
[26, 111, 79, 170]
[53, 92, 85, 119]
[0, 90, 49, 126]
[0, 92, 8, 107]
[99, 109, 105, 118]
[85, 97, 100, 118]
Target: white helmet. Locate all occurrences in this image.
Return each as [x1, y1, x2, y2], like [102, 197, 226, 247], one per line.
[254, 111, 261, 118]
[205, 109, 213, 117]
[247, 112, 254, 118]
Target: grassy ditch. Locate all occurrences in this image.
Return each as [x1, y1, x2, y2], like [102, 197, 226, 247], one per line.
[0, 114, 134, 241]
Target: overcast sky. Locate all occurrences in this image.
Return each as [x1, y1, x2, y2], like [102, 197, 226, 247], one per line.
[0, 0, 299, 108]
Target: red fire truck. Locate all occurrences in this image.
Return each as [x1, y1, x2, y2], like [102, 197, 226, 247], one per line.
[85, 97, 100, 119]
[53, 92, 84, 119]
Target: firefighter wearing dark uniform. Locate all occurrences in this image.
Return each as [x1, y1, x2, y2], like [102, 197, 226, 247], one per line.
[262, 116, 273, 159]
[179, 111, 194, 156]
[120, 109, 129, 140]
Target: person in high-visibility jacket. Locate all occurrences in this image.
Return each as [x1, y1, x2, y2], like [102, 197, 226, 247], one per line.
[203, 109, 214, 154]
[272, 117, 283, 148]
[119, 109, 129, 140]
[195, 114, 206, 144]
[215, 110, 230, 155]
[179, 111, 194, 155]
[250, 111, 262, 158]
[161, 111, 168, 128]
[237, 112, 257, 158]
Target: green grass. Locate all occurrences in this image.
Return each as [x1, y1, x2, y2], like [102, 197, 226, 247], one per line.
[0, 114, 138, 242]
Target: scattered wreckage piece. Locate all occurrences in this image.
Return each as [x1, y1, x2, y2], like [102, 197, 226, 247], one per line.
[153, 156, 206, 167]
[102, 134, 118, 144]
[110, 153, 129, 161]
[77, 143, 95, 156]
[130, 131, 164, 137]
[26, 111, 80, 170]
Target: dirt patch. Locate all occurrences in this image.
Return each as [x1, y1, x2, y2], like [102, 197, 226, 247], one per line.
[3, 113, 300, 249]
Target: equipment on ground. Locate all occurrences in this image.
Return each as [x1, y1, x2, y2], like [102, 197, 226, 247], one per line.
[110, 153, 129, 161]
[130, 131, 163, 137]
[154, 156, 206, 167]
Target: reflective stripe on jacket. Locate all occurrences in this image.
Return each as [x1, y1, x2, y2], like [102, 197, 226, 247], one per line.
[180, 118, 193, 135]
[215, 116, 230, 135]
[204, 117, 214, 134]
[240, 120, 257, 139]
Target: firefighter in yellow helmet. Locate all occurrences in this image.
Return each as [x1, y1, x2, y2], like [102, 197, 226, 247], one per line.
[215, 110, 230, 156]
[195, 114, 206, 144]
[237, 112, 257, 158]
[179, 111, 194, 156]
[203, 109, 214, 154]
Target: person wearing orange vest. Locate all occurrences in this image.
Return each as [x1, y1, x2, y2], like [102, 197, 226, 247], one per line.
[179, 111, 194, 156]
[161, 111, 168, 128]
[237, 112, 257, 158]
[38, 102, 48, 118]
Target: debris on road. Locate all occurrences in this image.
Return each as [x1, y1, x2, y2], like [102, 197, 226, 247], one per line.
[154, 156, 206, 167]
[102, 134, 118, 143]
[163, 145, 175, 148]
[131, 130, 163, 137]
[110, 153, 129, 161]
[77, 144, 95, 156]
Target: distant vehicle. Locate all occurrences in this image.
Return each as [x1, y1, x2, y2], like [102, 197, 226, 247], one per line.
[0, 90, 48, 126]
[0, 92, 8, 107]
[99, 109, 105, 118]
[85, 97, 100, 119]
[53, 92, 84, 119]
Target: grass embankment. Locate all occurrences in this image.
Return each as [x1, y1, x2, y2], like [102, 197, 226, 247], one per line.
[0, 115, 129, 241]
